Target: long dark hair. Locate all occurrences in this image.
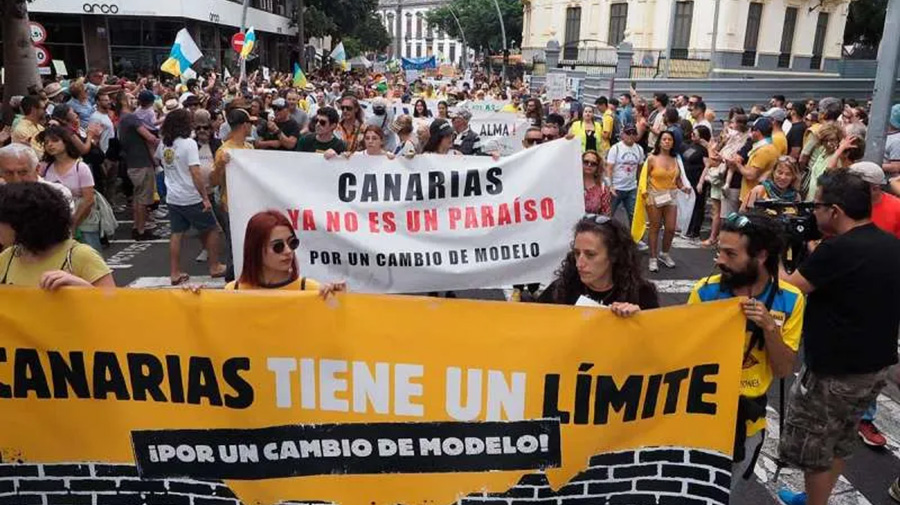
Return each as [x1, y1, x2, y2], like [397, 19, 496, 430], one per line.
[549, 217, 656, 305]
[38, 125, 81, 163]
[413, 99, 432, 118]
[652, 130, 676, 157]
[423, 119, 453, 153]
[161, 109, 193, 147]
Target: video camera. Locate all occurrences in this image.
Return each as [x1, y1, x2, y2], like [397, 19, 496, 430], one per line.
[752, 200, 822, 273]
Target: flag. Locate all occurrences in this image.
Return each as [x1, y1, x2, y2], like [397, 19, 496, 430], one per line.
[240, 27, 256, 59]
[374, 74, 388, 94]
[330, 42, 350, 72]
[224, 67, 232, 80]
[160, 28, 202, 77]
[293, 63, 308, 89]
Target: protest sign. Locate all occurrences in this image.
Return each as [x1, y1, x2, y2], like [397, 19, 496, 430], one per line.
[469, 111, 530, 156]
[227, 139, 584, 293]
[546, 74, 567, 100]
[0, 288, 743, 505]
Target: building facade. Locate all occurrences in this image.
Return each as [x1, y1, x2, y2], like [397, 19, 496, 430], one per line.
[377, 0, 466, 66]
[20, 0, 298, 77]
[521, 0, 850, 74]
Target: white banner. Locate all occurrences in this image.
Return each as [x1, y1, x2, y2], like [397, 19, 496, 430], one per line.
[227, 139, 584, 293]
[546, 74, 567, 100]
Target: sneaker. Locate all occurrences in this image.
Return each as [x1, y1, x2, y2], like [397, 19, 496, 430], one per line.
[889, 477, 900, 503]
[195, 249, 209, 263]
[658, 252, 677, 268]
[648, 258, 659, 272]
[152, 207, 168, 219]
[777, 489, 807, 505]
[133, 230, 160, 241]
[636, 241, 649, 252]
[144, 221, 157, 230]
[858, 420, 887, 447]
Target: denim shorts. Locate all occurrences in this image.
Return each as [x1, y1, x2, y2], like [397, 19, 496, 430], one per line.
[169, 202, 218, 234]
[778, 366, 887, 472]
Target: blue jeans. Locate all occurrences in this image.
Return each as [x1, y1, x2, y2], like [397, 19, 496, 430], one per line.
[611, 188, 637, 226]
[78, 231, 102, 253]
[862, 401, 877, 422]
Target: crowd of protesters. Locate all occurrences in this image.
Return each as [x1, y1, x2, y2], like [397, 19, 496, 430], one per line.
[2, 62, 900, 505]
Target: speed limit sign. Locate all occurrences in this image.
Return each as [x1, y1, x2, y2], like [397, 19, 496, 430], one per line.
[29, 22, 47, 44]
[34, 45, 51, 67]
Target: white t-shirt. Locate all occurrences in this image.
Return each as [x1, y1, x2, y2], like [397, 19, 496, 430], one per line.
[89, 111, 115, 154]
[694, 119, 712, 131]
[156, 137, 202, 206]
[887, 132, 900, 180]
[606, 141, 645, 191]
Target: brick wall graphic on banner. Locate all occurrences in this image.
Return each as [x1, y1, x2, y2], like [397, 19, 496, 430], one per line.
[0, 289, 745, 505]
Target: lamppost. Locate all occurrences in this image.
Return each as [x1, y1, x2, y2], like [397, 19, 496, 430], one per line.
[447, 5, 468, 70]
[491, 0, 508, 80]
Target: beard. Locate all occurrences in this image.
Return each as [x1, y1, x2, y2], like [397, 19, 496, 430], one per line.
[719, 262, 760, 292]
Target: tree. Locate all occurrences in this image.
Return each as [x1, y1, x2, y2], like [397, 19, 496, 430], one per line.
[426, 0, 522, 54]
[844, 0, 887, 50]
[1, 0, 41, 101]
[295, 0, 391, 53]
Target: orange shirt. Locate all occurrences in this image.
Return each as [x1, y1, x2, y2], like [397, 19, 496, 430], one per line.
[873, 193, 900, 239]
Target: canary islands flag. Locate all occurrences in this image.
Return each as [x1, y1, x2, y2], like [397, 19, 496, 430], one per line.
[240, 27, 256, 59]
[293, 63, 308, 89]
[160, 28, 202, 77]
[330, 42, 350, 72]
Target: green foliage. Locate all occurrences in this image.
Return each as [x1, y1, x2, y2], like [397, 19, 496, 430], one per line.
[844, 0, 886, 49]
[294, 0, 391, 53]
[425, 0, 523, 52]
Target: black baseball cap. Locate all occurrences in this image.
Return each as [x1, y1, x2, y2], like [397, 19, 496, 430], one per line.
[227, 108, 252, 127]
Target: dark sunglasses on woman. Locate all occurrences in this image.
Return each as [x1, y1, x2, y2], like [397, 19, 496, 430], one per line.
[271, 237, 300, 254]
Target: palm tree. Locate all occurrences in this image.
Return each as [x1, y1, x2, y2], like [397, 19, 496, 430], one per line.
[2, 0, 41, 101]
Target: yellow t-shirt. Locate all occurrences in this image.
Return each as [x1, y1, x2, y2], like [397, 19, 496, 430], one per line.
[688, 276, 805, 436]
[0, 240, 111, 287]
[601, 110, 615, 154]
[11, 118, 45, 159]
[213, 138, 254, 208]
[772, 131, 788, 156]
[500, 104, 519, 113]
[224, 276, 320, 291]
[741, 143, 780, 201]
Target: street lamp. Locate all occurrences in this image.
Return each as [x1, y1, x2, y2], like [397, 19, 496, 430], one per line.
[491, 0, 508, 81]
[447, 5, 468, 70]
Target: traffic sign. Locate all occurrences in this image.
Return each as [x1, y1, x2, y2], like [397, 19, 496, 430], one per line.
[34, 45, 51, 67]
[29, 22, 47, 44]
[231, 32, 245, 54]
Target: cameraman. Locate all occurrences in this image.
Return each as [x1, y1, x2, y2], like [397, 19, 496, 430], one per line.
[778, 171, 900, 505]
[688, 212, 804, 495]
[366, 98, 396, 153]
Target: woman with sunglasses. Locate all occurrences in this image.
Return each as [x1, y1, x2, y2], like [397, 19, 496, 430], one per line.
[644, 130, 691, 272]
[582, 150, 611, 215]
[538, 215, 659, 316]
[336, 95, 365, 152]
[225, 209, 346, 297]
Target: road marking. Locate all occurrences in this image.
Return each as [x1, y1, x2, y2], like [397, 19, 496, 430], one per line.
[128, 276, 227, 289]
[108, 264, 133, 270]
[650, 279, 696, 294]
[109, 239, 170, 244]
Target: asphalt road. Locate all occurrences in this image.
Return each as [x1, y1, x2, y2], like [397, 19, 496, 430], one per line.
[98, 204, 899, 505]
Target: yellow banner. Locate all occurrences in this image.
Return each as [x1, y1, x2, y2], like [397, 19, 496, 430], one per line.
[0, 289, 744, 505]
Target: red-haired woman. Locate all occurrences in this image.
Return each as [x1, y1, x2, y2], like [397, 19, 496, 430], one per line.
[225, 210, 346, 296]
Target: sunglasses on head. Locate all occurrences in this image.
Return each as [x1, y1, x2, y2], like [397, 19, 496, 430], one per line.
[271, 237, 300, 254]
[724, 212, 751, 229]
[584, 213, 612, 225]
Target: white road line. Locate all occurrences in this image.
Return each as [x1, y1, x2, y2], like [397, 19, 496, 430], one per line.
[650, 279, 697, 294]
[109, 239, 170, 244]
[108, 264, 133, 270]
[128, 276, 227, 289]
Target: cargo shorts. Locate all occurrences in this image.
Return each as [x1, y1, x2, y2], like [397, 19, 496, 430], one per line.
[778, 365, 887, 472]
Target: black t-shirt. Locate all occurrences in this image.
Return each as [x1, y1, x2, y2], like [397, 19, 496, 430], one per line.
[786, 121, 806, 150]
[260, 119, 301, 150]
[729, 138, 754, 190]
[585, 130, 598, 152]
[537, 280, 660, 309]
[799, 223, 900, 374]
[118, 113, 154, 168]
[296, 132, 347, 154]
[681, 142, 708, 183]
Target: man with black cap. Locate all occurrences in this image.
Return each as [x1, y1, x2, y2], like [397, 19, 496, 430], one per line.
[256, 98, 300, 151]
[606, 124, 645, 227]
[735, 117, 779, 203]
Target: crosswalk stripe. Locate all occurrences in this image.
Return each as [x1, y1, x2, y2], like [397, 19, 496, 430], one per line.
[127, 276, 227, 289]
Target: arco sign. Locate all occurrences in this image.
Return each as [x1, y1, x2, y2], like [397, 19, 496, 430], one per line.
[82, 3, 119, 14]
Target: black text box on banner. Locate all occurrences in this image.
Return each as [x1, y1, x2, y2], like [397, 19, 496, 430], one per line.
[132, 419, 561, 480]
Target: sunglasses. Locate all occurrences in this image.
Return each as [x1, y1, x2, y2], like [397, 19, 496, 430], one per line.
[724, 212, 751, 229]
[341, 106, 355, 112]
[584, 213, 612, 225]
[196, 126, 211, 131]
[524, 138, 544, 145]
[583, 160, 599, 167]
[271, 237, 300, 254]
[317, 119, 330, 126]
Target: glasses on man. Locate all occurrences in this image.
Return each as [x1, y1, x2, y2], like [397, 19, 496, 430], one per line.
[317, 119, 330, 127]
[524, 137, 544, 146]
[271, 237, 300, 254]
[195, 126, 211, 131]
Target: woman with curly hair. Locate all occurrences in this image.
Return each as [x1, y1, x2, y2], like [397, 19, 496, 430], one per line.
[156, 108, 226, 285]
[538, 215, 659, 316]
[0, 182, 114, 289]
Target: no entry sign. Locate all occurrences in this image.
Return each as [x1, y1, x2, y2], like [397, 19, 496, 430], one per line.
[231, 32, 245, 54]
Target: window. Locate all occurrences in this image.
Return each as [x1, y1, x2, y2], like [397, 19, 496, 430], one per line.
[608, 3, 628, 47]
[406, 42, 412, 58]
[450, 43, 456, 63]
[811, 12, 829, 69]
[387, 13, 395, 36]
[778, 7, 797, 68]
[416, 14, 423, 39]
[427, 22, 433, 40]
[742, 3, 763, 66]
[672, 1, 693, 59]
[406, 13, 412, 39]
[563, 7, 581, 60]
[416, 43, 422, 58]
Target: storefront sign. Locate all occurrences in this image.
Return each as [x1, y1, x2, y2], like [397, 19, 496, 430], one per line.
[82, 2, 120, 14]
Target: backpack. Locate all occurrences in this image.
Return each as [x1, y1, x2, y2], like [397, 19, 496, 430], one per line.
[610, 113, 623, 145]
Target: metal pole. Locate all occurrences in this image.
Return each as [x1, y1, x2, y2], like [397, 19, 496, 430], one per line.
[492, 0, 508, 81]
[664, 0, 678, 78]
[865, 0, 900, 165]
[396, 0, 403, 60]
[239, 0, 250, 82]
[708, 0, 721, 77]
[448, 6, 467, 70]
[297, 0, 306, 70]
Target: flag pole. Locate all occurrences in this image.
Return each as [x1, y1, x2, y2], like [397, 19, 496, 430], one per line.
[239, 0, 250, 83]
